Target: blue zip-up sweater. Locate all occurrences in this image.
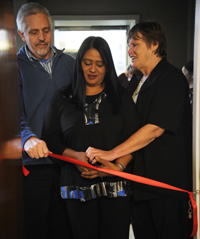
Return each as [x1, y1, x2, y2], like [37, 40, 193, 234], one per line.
[17, 45, 75, 165]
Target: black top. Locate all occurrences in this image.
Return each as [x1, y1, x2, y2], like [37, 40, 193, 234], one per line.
[118, 73, 129, 88]
[127, 58, 192, 200]
[189, 88, 193, 112]
[42, 86, 139, 201]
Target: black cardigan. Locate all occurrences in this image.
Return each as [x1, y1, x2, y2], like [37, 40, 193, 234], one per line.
[128, 58, 192, 201]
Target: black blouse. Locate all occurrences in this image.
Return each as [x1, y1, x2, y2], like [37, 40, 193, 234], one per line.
[42, 87, 139, 201]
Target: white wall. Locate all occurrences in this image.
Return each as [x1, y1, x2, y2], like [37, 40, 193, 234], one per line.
[193, 1, 200, 238]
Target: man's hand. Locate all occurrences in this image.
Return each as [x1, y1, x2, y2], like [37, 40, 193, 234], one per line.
[24, 136, 50, 158]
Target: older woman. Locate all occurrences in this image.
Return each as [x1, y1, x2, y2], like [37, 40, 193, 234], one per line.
[87, 21, 192, 239]
[42, 36, 139, 239]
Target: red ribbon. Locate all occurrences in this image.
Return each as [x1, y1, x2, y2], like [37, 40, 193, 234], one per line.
[22, 164, 29, 176]
[22, 151, 198, 237]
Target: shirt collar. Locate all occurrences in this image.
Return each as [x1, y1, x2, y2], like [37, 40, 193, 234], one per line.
[25, 45, 56, 62]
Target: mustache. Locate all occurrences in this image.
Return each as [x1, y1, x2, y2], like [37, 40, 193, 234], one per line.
[35, 41, 48, 46]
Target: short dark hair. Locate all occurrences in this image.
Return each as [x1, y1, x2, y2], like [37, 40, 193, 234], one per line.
[127, 20, 167, 58]
[71, 36, 122, 113]
[184, 61, 193, 74]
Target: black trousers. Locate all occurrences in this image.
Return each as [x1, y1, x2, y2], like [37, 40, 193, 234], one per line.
[23, 164, 72, 239]
[65, 196, 131, 239]
[131, 194, 193, 239]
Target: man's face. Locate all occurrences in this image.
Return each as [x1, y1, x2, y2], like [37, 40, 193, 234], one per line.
[18, 13, 52, 59]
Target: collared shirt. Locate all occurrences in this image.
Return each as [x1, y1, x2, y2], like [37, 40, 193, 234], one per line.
[25, 45, 57, 76]
[132, 75, 147, 103]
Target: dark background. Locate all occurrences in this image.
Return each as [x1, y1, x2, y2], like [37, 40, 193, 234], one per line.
[13, 0, 195, 69]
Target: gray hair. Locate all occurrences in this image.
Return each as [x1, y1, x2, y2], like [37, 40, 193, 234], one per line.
[16, 2, 52, 33]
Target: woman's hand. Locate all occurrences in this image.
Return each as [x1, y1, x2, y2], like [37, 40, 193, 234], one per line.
[86, 147, 115, 162]
[74, 151, 91, 173]
[81, 157, 122, 179]
[62, 149, 91, 173]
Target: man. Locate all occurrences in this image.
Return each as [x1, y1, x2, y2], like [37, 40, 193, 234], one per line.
[16, 3, 75, 238]
[86, 20, 192, 239]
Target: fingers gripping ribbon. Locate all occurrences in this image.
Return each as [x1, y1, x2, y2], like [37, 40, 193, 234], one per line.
[22, 150, 198, 237]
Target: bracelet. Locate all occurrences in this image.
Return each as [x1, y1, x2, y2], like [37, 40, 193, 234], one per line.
[115, 162, 124, 172]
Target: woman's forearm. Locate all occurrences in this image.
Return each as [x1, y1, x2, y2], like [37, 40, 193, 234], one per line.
[115, 154, 133, 170]
[112, 124, 165, 159]
[62, 148, 89, 163]
[62, 148, 78, 158]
